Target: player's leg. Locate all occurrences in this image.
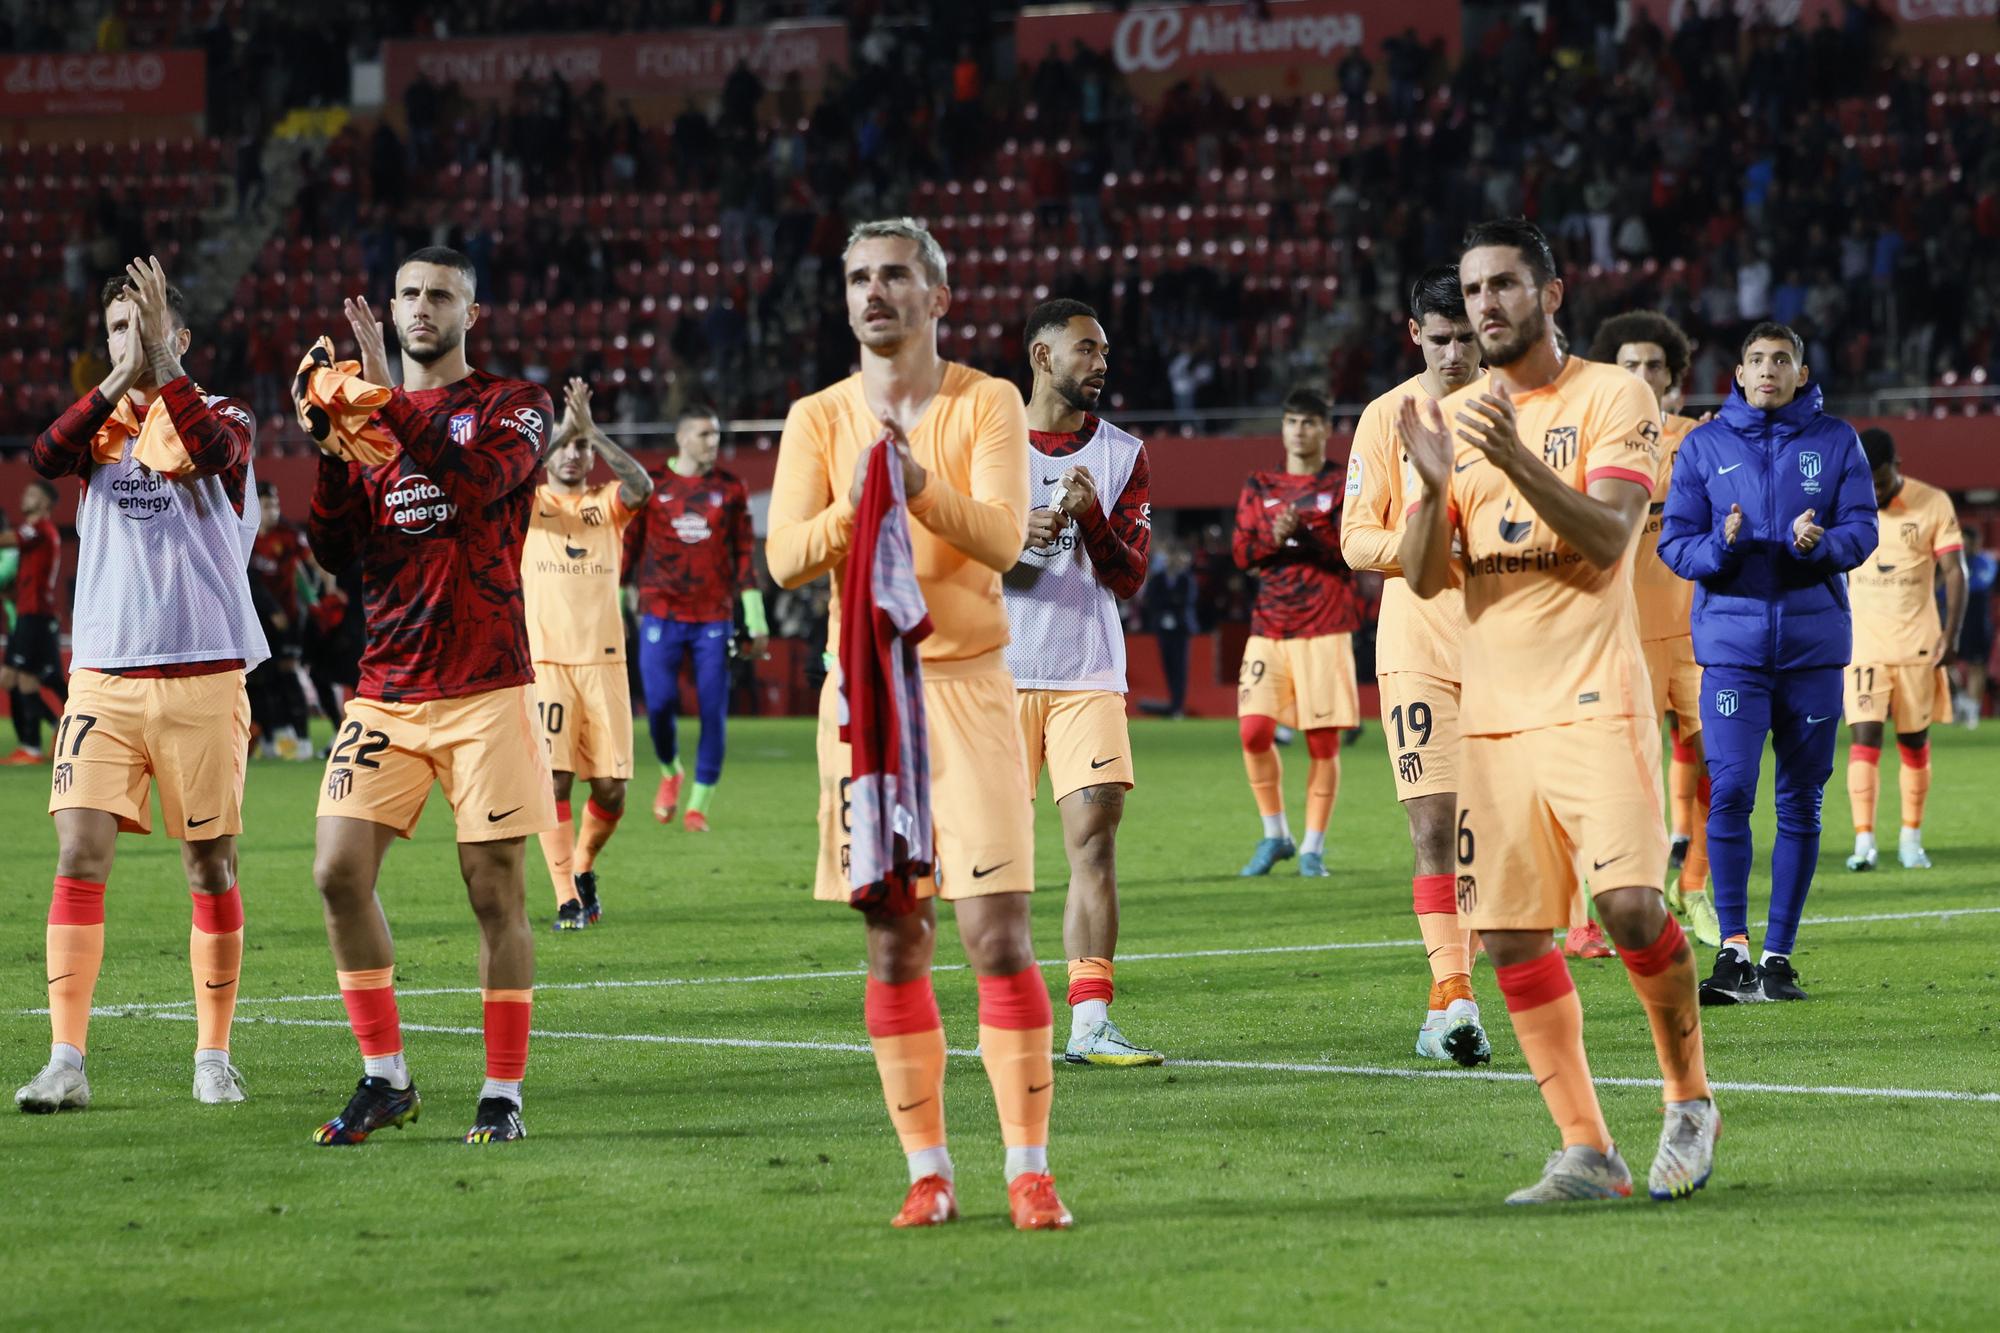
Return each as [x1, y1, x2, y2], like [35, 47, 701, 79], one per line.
[312, 815, 420, 1142]
[1236, 636, 1294, 874]
[459, 836, 535, 1143]
[533, 666, 583, 926]
[1759, 667, 1844, 1001]
[1461, 733, 1628, 1203]
[1667, 642, 1719, 943]
[1843, 661, 1889, 870]
[1696, 666, 1771, 1003]
[18, 809, 118, 1113]
[571, 661, 635, 923]
[1893, 662, 1940, 867]
[863, 899, 958, 1226]
[178, 832, 247, 1103]
[682, 620, 732, 831]
[541, 768, 586, 928]
[637, 614, 686, 821]
[1295, 634, 1357, 876]
[1407, 793, 1490, 1066]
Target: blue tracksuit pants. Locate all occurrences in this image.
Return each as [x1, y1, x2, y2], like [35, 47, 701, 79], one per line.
[638, 615, 732, 785]
[1699, 664, 1843, 956]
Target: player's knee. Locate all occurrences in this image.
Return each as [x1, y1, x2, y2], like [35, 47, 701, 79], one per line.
[956, 903, 1035, 975]
[1707, 770, 1757, 815]
[590, 779, 626, 814]
[53, 844, 113, 883]
[550, 770, 575, 802]
[1239, 714, 1277, 753]
[1594, 886, 1667, 951]
[181, 841, 237, 893]
[1304, 727, 1340, 760]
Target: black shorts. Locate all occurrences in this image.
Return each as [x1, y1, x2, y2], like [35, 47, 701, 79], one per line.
[4, 613, 62, 683]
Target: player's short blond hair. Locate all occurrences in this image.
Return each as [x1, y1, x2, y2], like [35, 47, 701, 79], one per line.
[843, 217, 949, 288]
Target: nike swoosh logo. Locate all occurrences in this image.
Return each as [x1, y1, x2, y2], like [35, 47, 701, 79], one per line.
[488, 807, 524, 823]
[1592, 855, 1623, 871]
[47, 972, 75, 985]
[1806, 715, 1831, 724]
[538, 509, 558, 517]
[1028, 1082, 1052, 1094]
[971, 861, 1011, 879]
[1680, 1021, 1697, 1039]
[1041, 475, 1063, 486]
[1454, 459, 1477, 473]
[1876, 563, 1896, 573]
[205, 979, 235, 990]
[895, 1098, 931, 1112]
[1089, 756, 1120, 769]
[1263, 498, 1281, 508]
[1536, 1073, 1558, 1089]
[1717, 463, 1743, 474]
[1425, 946, 1446, 958]
[188, 815, 219, 828]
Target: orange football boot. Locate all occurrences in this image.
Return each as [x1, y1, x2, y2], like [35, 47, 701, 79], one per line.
[0, 747, 45, 765]
[683, 809, 709, 833]
[1564, 922, 1614, 959]
[653, 773, 681, 824]
[890, 1174, 957, 1228]
[1007, 1172, 1074, 1231]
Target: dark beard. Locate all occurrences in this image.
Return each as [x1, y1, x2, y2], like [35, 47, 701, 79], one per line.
[401, 325, 462, 365]
[1053, 372, 1100, 413]
[1478, 304, 1547, 369]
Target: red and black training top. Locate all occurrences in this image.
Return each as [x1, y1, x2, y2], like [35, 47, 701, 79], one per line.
[1232, 462, 1360, 640]
[309, 370, 552, 703]
[625, 467, 754, 623]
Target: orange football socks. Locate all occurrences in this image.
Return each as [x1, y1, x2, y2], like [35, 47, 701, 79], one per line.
[190, 885, 244, 1055]
[336, 965, 406, 1085]
[1683, 774, 1711, 895]
[1670, 735, 1700, 840]
[481, 988, 532, 1100]
[1239, 715, 1284, 819]
[1495, 950, 1610, 1152]
[1619, 916, 1710, 1104]
[1897, 740, 1930, 830]
[575, 797, 623, 873]
[539, 799, 578, 907]
[977, 967, 1054, 1180]
[1413, 874, 1471, 985]
[866, 975, 949, 1168]
[1848, 744, 1881, 833]
[46, 876, 106, 1059]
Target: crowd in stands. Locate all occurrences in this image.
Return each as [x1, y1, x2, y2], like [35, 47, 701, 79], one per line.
[3, 2, 1999, 443]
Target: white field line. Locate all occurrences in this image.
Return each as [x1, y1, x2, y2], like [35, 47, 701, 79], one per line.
[129, 1010, 2000, 1104]
[67, 901, 2000, 1017]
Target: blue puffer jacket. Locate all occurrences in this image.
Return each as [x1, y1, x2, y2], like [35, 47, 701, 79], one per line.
[1658, 382, 1876, 671]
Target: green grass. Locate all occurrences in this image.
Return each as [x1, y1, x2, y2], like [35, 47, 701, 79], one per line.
[2, 713, 1996, 1330]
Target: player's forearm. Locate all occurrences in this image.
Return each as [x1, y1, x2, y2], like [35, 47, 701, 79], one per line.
[306, 454, 367, 571]
[907, 483, 1025, 574]
[1399, 491, 1453, 599]
[1509, 457, 1637, 569]
[159, 378, 252, 476]
[1942, 558, 1969, 647]
[767, 500, 855, 589]
[740, 587, 769, 638]
[590, 428, 654, 507]
[1073, 503, 1148, 598]
[1338, 505, 1404, 575]
[33, 389, 116, 478]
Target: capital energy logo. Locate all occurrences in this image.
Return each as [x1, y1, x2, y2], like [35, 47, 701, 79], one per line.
[385, 473, 455, 534]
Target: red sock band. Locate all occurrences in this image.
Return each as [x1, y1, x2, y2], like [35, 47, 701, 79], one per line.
[585, 797, 622, 824]
[1412, 872, 1457, 915]
[555, 800, 572, 822]
[1896, 741, 1930, 769]
[482, 998, 531, 1080]
[339, 986, 403, 1057]
[1672, 739, 1697, 764]
[1494, 950, 1575, 1014]
[49, 876, 106, 926]
[1619, 915, 1687, 978]
[864, 975, 942, 1037]
[1304, 727, 1341, 760]
[1067, 977, 1114, 1006]
[191, 884, 244, 934]
[1850, 744, 1881, 765]
[976, 966, 1053, 1030]
[1697, 774, 1711, 802]
[1239, 714, 1277, 752]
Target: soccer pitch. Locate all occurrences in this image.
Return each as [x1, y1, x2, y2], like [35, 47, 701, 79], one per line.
[3, 716, 1995, 1329]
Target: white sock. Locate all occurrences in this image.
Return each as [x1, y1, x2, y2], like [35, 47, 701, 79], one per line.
[1070, 998, 1108, 1042]
[1300, 829, 1326, 855]
[1853, 830, 1876, 854]
[1260, 812, 1291, 840]
[363, 1051, 410, 1089]
[1759, 950, 1788, 967]
[480, 1078, 523, 1105]
[50, 1042, 83, 1071]
[908, 1145, 953, 1183]
[1004, 1145, 1049, 1183]
[1723, 941, 1750, 963]
[195, 1047, 230, 1067]
[1899, 824, 1923, 846]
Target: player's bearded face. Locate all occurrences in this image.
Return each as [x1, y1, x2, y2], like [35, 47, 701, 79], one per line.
[392, 264, 476, 366]
[1048, 318, 1109, 411]
[551, 438, 592, 484]
[1462, 249, 1558, 370]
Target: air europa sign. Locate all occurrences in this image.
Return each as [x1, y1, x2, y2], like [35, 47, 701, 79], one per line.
[1016, 0, 1460, 78]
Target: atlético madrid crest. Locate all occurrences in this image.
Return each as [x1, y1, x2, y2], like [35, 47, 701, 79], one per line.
[449, 410, 477, 445]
